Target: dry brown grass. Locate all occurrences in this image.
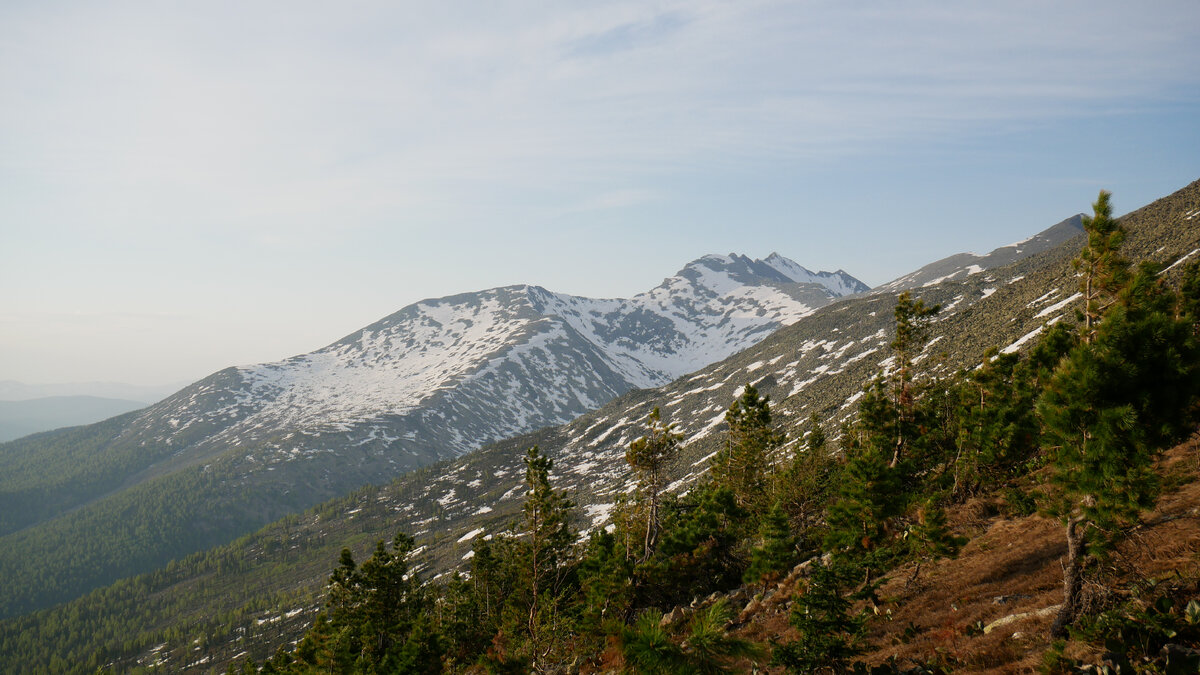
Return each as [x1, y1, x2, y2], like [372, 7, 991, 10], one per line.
[727, 436, 1200, 674]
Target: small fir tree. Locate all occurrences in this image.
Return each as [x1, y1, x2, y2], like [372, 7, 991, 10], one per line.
[904, 499, 965, 585]
[772, 561, 863, 673]
[776, 412, 837, 539]
[950, 350, 1039, 497]
[519, 445, 575, 668]
[888, 292, 940, 467]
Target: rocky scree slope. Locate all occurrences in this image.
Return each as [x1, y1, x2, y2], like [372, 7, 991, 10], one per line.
[0, 254, 861, 618]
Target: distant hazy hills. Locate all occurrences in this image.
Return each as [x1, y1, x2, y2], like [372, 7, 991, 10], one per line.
[0, 380, 181, 443]
[0, 380, 178, 403]
[0, 396, 147, 443]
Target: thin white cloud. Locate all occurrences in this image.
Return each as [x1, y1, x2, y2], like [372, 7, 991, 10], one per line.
[5, 1, 1197, 229]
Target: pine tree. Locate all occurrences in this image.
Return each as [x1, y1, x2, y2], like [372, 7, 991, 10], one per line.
[292, 533, 441, 673]
[904, 499, 965, 585]
[679, 599, 763, 673]
[776, 412, 836, 538]
[823, 415, 904, 579]
[1040, 250, 1200, 635]
[888, 291, 940, 467]
[772, 561, 863, 673]
[950, 350, 1039, 497]
[648, 485, 747, 607]
[574, 528, 636, 641]
[1073, 190, 1129, 341]
[621, 610, 687, 674]
[1179, 261, 1200, 335]
[711, 384, 784, 514]
[626, 407, 683, 561]
[743, 501, 798, 587]
[519, 445, 575, 670]
[622, 600, 760, 674]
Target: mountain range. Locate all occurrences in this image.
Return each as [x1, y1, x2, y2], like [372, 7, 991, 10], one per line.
[0, 254, 865, 618]
[4, 180, 1200, 673]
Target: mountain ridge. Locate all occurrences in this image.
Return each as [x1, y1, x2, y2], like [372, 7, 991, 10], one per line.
[0, 253, 865, 618]
[873, 214, 1085, 294]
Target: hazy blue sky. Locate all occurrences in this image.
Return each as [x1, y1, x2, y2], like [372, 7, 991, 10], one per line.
[3, 1, 1199, 387]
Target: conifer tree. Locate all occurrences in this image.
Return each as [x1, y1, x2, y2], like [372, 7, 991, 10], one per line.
[804, 411, 826, 454]
[888, 291, 940, 467]
[292, 533, 441, 673]
[575, 528, 636, 640]
[772, 561, 863, 673]
[776, 412, 836, 536]
[743, 501, 798, 587]
[1040, 243, 1200, 635]
[950, 350, 1039, 497]
[1073, 190, 1129, 341]
[621, 609, 688, 674]
[626, 407, 683, 561]
[1179, 261, 1200, 334]
[904, 499, 965, 585]
[823, 413, 905, 581]
[649, 486, 747, 607]
[519, 445, 575, 669]
[680, 599, 763, 673]
[711, 384, 784, 514]
[622, 600, 759, 674]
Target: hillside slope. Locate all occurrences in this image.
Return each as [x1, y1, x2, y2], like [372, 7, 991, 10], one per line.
[724, 436, 1200, 673]
[2, 180, 1197, 672]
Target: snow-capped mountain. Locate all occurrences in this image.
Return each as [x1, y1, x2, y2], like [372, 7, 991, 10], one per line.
[0, 253, 866, 617]
[110, 254, 865, 466]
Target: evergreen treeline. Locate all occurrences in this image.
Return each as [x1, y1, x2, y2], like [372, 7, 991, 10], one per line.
[225, 192, 1200, 674]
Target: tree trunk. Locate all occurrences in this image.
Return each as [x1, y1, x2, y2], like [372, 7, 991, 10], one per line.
[642, 472, 660, 562]
[1051, 514, 1087, 637]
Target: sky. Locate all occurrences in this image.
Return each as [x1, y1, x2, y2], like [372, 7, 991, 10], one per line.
[2, 1, 1199, 387]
